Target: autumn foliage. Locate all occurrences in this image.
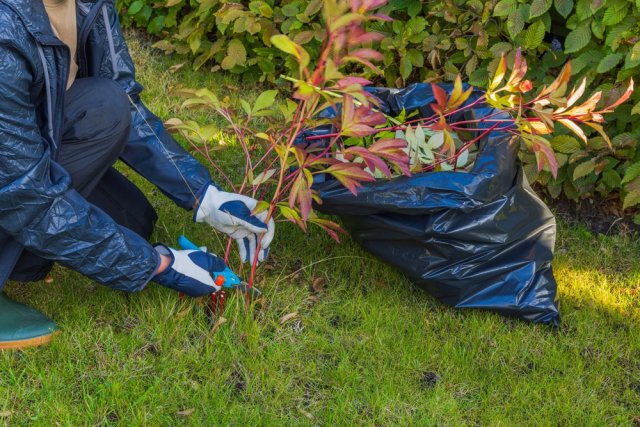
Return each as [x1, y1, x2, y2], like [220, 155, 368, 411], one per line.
[168, 0, 633, 284]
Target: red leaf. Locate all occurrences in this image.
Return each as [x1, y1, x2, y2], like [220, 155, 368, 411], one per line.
[324, 163, 375, 194]
[357, 109, 386, 126]
[288, 171, 313, 221]
[309, 218, 346, 243]
[599, 78, 634, 113]
[431, 84, 448, 111]
[369, 138, 410, 176]
[340, 98, 385, 137]
[519, 80, 533, 93]
[344, 146, 392, 178]
[506, 48, 528, 90]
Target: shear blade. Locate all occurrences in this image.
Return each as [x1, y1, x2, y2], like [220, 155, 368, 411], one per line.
[234, 282, 262, 298]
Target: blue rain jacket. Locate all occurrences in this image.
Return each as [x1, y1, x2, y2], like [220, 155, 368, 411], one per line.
[0, 0, 212, 290]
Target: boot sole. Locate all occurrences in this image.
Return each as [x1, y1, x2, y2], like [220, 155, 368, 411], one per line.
[0, 330, 58, 350]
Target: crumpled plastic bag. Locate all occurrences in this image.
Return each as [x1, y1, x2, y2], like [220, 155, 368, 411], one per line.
[311, 83, 560, 325]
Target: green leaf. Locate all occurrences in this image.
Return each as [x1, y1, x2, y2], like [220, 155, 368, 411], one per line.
[270, 34, 301, 57]
[602, 6, 627, 26]
[631, 101, 640, 115]
[606, 19, 634, 51]
[630, 42, 640, 61]
[529, 0, 552, 19]
[596, 53, 623, 73]
[147, 15, 165, 34]
[522, 20, 546, 49]
[507, 10, 525, 38]
[494, 0, 517, 16]
[407, 49, 424, 67]
[612, 133, 636, 147]
[399, 56, 413, 79]
[551, 135, 581, 153]
[227, 39, 247, 66]
[253, 90, 278, 113]
[564, 24, 591, 53]
[622, 162, 640, 184]
[252, 169, 277, 186]
[127, 0, 144, 15]
[573, 160, 595, 180]
[602, 169, 621, 188]
[623, 186, 640, 209]
[240, 99, 252, 117]
[554, 0, 573, 18]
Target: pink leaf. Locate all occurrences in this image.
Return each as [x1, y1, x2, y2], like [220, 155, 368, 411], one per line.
[350, 48, 384, 62]
[532, 137, 558, 178]
[342, 124, 377, 137]
[362, 0, 388, 11]
[343, 55, 383, 74]
[334, 77, 372, 89]
[371, 13, 393, 21]
[351, 31, 385, 45]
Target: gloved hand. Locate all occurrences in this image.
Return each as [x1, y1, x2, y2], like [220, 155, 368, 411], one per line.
[152, 244, 227, 297]
[194, 183, 275, 263]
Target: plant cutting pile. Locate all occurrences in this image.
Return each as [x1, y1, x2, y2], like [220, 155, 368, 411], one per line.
[167, 0, 633, 287]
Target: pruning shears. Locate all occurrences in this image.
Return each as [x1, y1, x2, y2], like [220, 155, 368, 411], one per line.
[178, 235, 262, 299]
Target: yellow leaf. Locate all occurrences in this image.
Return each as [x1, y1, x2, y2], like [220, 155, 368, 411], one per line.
[558, 119, 587, 143]
[489, 55, 507, 91]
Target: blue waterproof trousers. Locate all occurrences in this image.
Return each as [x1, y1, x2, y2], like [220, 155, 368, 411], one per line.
[9, 78, 157, 282]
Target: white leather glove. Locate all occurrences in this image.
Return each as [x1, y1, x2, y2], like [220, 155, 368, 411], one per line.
[152, 244, 226, 297]
[194, 183, 275, 263]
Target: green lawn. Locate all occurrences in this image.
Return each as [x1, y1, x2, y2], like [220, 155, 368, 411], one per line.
[1, 36, 639, 426]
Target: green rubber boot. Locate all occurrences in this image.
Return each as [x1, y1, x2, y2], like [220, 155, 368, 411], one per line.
[0, 293, 58, 349]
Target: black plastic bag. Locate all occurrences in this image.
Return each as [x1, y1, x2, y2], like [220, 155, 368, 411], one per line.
[312, 83, 560, 325]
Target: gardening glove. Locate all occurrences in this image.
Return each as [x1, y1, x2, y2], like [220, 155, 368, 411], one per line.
[194, 183, 275, 264]
[152, 244, 227, 297]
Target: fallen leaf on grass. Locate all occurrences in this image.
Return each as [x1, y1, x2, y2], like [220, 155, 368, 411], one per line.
[211, 316, 227, 334]
[280, 312, 298, 325]
[177, 408, 194, 417]
[311, 277, 327, 293]
[176, 303, 193, 319]
[169, 63, 185, 73]
[298, 408, 314, 420]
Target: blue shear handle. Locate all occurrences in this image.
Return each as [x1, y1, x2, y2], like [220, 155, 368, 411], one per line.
[178, 235, 200, 251]
[178, 235, 242, 288]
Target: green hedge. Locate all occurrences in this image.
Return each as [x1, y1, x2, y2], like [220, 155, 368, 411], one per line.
[117, 0, 640, 213]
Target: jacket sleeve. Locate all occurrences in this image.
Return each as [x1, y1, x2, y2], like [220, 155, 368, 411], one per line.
[99, 1, 212, 209]
[0, 41, 159, 292]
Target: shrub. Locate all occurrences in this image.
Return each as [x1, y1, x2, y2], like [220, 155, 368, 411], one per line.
[164, 0, 629, 285]
[118, 0, 640, 214]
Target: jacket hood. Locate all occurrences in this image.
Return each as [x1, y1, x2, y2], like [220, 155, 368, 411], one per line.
[0, 0, 61, 45]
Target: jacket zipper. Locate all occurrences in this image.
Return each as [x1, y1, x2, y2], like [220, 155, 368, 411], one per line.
[77, 0, 106, 77]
